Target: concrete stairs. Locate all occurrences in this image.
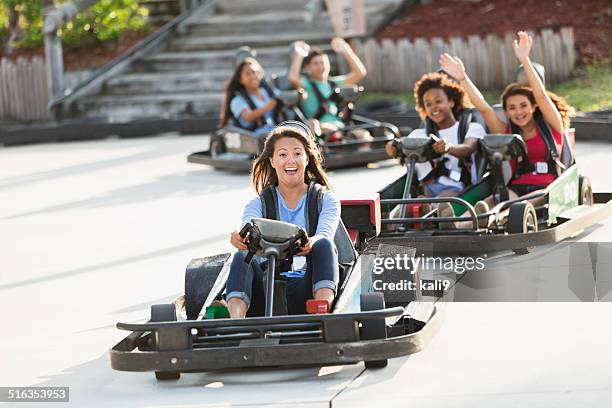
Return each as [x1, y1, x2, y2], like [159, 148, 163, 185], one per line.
[139, 0, 182, 27]
[73, 0, 402, 123]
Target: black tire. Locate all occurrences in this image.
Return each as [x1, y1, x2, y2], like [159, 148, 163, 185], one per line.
[210, 135, 226, 159]
[360, 292, 388, 369]
[579, 176, 593, 206]
[184, 256, 227, 320]
[150, 304, 180, 381]
[150, 304, 176, 322]
[155, 371, 180, 381]
[507, 201, 538, 255]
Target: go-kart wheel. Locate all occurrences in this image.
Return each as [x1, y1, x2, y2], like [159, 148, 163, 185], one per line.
[150, 304, 181, 381]
[579, 176, 593, 206]
[210, 136, 226, 159]
[155, 371, 180, 381]
[507, 202, 538, 255]
[360, 292, 388, 369]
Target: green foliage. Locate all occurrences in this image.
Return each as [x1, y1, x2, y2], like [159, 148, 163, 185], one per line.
[552, 61, 612, 113]
[0, 0, 150, 51]
[59, 0, 150, 49]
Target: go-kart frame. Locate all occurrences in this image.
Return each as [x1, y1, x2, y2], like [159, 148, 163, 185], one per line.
[374, 133, 612, 255]
[186, 80, 402, 171]
[110, 200, 444, 379]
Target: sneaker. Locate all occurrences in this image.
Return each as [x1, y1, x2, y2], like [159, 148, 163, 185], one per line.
[306, 299, 330, 314]
[435, 202, 456, 229]
[473, 200, 490, 228]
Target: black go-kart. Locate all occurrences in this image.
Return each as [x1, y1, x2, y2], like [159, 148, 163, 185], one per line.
[186, 74, 401, 172]
[110, 207, 443, 380]
[375, 133, 612, 255]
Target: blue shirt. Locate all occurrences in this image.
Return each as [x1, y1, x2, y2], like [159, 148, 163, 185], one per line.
[230, 86, 279, 136]
[241, 187, 340, 277]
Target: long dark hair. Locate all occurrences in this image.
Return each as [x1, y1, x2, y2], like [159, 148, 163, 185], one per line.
[219, 57, 263, 127]
[501, 83, 572, 129]
[414, 72, 472, 120]
[251, 125, 331, 194]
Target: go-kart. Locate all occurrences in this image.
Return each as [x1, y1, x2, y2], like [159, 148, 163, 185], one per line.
[374, 133, 612, 255]
[110, 210, 443, 380]
[186, 74, 401, 171]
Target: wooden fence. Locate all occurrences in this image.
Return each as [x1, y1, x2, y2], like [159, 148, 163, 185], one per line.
[354, 27, 577, 92]
[0, 57, 51, 122]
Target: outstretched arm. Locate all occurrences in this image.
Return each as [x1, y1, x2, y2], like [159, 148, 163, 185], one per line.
[239, 99, 277, 123]
[288, 41, 310, 89]
[331, 37, 367, 85]
[513, 31, 563, 133]
[439, 53, 506, 134]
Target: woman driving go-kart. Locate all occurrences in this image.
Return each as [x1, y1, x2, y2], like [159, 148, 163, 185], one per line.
[218, 56, 283, 136]
[226, 121, 341, 318]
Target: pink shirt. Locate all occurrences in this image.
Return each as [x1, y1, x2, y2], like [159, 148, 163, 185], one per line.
[509, 126, 563, 186]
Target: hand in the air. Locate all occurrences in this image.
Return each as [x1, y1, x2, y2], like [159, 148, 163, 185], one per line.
[439, 53, 466, 81]
[513, 31, 532, 64]
[294, 40, 311, 57]
[230, 230, 247, 251]
[331, 37, 352, 54]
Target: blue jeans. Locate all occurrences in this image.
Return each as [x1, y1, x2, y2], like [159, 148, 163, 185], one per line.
[226, 237, 338, 315]
[424, 181, 464, 197]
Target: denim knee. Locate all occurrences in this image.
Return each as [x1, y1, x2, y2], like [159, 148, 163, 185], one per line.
[226, 251, 252, 307]
[312, 236, 335, 254]
[310, 237, 339, 294]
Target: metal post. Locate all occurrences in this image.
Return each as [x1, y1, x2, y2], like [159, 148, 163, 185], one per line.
[265, 256, 276, 317]
[44, 29, 65, 105]
[399, 156, 416, 219]
[43, 0, 97, 109]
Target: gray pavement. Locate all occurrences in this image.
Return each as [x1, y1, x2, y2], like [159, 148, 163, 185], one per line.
[1, 134, 611, 407]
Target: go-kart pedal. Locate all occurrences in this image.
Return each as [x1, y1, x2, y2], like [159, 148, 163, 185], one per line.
[306, 299, 330, 314]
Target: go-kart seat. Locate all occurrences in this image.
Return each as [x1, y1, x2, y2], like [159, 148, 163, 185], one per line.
[334, 221, 358, 288]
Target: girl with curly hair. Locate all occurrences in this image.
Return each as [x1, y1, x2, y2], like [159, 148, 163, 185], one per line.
[440, 31, 572, 201]
[387, 71, 486, 198]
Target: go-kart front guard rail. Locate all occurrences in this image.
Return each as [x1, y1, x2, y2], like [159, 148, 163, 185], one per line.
[380, 197, 481, 231]
[374, 193, 612, 253]
[110, 305, 444, 372]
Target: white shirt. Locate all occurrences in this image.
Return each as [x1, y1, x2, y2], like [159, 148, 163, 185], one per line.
[408, 122, 486, 188]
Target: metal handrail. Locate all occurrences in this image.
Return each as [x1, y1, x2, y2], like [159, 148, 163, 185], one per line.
[43, 0, 214, 117]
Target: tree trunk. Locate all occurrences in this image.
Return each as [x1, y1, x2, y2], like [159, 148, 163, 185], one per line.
[3, 5, 20, 54]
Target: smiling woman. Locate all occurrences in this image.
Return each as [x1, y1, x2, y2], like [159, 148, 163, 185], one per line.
[225, 122, 341, 319]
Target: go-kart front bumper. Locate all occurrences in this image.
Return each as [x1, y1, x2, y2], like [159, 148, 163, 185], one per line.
[110, 304, 443, 372]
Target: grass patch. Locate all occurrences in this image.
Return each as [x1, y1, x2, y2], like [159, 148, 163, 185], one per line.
[357, 61, 612, 113]
[551, 61, 612, 113]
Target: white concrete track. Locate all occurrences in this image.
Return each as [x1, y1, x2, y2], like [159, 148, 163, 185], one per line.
[1, 135, 611, 407]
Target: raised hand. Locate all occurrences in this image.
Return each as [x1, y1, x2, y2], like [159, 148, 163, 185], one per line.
[439, 53, 466, 81]
[331, 37, 352, 54]
[294, 40, 311, 57]
[513, 31, 532, 64]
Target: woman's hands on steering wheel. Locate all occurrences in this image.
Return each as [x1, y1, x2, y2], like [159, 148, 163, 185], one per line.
[230, 230, 247, 251]
[296, 235, 320, 256]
